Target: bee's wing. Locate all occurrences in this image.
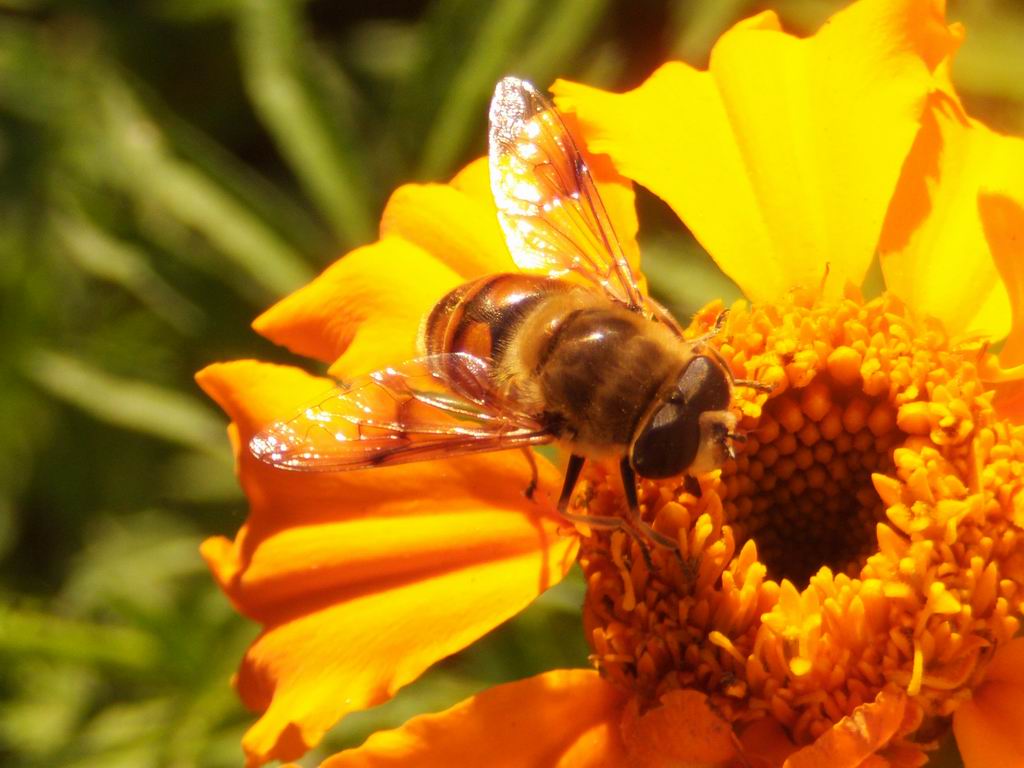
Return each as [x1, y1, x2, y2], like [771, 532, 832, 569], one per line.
[489, 76, 647, 313]
[249, 353, 552, 471]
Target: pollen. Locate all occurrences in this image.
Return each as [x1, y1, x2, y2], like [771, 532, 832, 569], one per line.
[574, 291, 1024, 763]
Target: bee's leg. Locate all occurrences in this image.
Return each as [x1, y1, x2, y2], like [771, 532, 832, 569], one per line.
[689, 309, 729, 348]
[724, 431, 748, 461]
[701, 341, 774, 396]
[520, 447, 539, 501]
[733, 378, 774, 393]
[556, 454, 630, 531]
[615, 460, 659, 571]
[682, 474, 702, 499]
[692, 312, 772, 395]
[557, 454, 585, 513]
[692, 313, 773, 396]
[619, 458, 680, 555]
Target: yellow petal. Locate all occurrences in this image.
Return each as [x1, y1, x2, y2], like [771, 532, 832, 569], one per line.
[449, 155, 493, 200]
[880, 93, 1024, 342]
[380, 159, 515, 280]
[443, 119, 645, 287]
[553, 0, 959, 303]
[252, 237, 461, 376]
[196, 361, 576, 766]
[448, 148, 638, 278]
[320, 670, 626, 768]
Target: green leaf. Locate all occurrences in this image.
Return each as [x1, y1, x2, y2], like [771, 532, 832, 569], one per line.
[74, 698, 170, 768]
[670, 0, 751, 63]
[160, 451, 241, 503]
[516, 0, 611, 87]
[0, 663, 97, 759]
[0, 608, 159, 670]
[55, 213, 204, 334]
[89, 74, 314, 299]
[23, 349, 227, 455]
[235, 0, 375, 247]
[416, 0, 539, 178]
[640, 234, 742, 319]
[62, 511, 207, 617]
[343, 20, 421, 82]
[954, 4, 1024, 104]
[153, 92, 333, 261]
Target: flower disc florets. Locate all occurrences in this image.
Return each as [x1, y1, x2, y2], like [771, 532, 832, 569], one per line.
[576, 289, 1024, 760]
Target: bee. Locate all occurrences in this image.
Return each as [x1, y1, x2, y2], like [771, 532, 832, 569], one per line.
[251, 77, 766, 553]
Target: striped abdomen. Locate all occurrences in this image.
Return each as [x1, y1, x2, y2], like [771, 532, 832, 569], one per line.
[420, 273, 571, 366]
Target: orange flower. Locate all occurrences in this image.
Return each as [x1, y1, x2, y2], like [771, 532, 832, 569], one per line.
[198, 0, 1024, 765]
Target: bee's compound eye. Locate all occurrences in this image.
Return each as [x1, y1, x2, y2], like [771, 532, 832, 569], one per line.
[630, 401, 700, 479]
[676, 356, 730, 412]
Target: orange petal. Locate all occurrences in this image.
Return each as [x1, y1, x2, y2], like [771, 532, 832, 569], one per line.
[879, 94, 1024, 343]
[979, 637, 1024, 687]
[954, 684, 1024, 768]
[953, 639, 1024, 768]
[320, 670, 627, 768]
[620, 688, 739, 768]
[196, 360, 564, 539]
[196, 361, 576, 766]
[379, 159, 515, 280]
[252, 157, 517, 373]
[991, 382, 1024, 424]
[252, 237, 461, 375]
[553, 0, 959, 303]
[783, 689, 907, 768]
[738, 718, 799, 768]
[980, 193, 1024, 367]
[978, 358, 1024, 424]
[977, 193, 1024, 421]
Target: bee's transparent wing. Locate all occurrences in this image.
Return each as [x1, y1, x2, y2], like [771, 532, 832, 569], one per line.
[249, 353, 552, 471]
[489, 76, 647, 313]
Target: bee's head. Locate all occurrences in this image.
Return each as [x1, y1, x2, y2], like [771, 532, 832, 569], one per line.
[629, 355, 737, 479]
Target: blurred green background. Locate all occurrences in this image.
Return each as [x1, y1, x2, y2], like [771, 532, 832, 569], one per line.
[1, 1, 1021, 766]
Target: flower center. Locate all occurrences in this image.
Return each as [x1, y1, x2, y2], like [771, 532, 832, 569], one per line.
[723, 376, 901, 587]
[573, 292, 1024, 757]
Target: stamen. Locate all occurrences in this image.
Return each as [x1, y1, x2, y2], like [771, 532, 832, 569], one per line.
[572, 292, 1024, 760]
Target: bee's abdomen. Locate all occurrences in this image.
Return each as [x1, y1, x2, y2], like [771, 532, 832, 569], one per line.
[421, 273, 568, 363]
